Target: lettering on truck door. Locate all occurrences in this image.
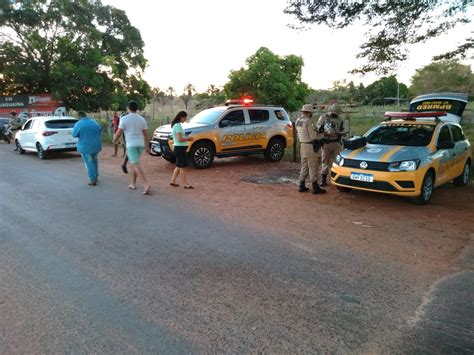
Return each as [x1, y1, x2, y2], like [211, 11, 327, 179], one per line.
[219, 110, 247, 151]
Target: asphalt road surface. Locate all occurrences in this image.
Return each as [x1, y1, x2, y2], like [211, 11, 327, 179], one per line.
[1, 145, 473, 353]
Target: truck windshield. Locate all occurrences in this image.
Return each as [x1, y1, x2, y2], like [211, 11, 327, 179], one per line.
[190, 107, 226, 125]
[366, 124, 435, 146]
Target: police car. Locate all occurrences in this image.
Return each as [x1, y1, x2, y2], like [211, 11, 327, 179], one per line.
[150, 99, 294, 169]
[331, 111, 471, 204]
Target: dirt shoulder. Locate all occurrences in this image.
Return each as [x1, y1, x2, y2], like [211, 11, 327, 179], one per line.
[100, 146, 474, 275]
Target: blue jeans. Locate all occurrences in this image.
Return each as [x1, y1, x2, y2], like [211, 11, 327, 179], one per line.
[81, 153, 99, 182]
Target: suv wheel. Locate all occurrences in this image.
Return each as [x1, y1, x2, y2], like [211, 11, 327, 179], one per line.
[36, 143, 46, 159]
[265, 138, 284, 162]
[453, 161, 471, 186]
[190, 142, 214, 169]
[16, 140, 25, 154]
[413, 171, 434, 205]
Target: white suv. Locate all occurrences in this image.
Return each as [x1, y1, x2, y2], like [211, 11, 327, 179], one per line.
[15, 116, 79, 159]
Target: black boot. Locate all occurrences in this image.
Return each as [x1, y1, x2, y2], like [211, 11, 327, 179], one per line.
[320, 174, 328, 187]
[298, 180, 309, 192]
[312, 182, 326, 194]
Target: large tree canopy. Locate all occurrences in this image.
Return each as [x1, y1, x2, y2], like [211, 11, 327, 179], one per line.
[285, 0, 473, 75]
[0, 0, 150, 111]
[224, 47, 310, 112]
[410, 60, 474, 97]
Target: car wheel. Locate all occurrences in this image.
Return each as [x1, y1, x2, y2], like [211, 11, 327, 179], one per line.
[162, 155, 176, 164]
[453, 161, 471, 187]
[36, 143, 46, 159]
[15, 140, 25, 154]
[413, 171, 434, 205]
[265, 138, 285, 162]
[336, 186, 352, 192]
[190, 142, 214, 169]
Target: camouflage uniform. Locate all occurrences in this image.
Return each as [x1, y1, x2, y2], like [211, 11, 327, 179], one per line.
[296, 104, 326, 194]
[318, 104, 344, 186]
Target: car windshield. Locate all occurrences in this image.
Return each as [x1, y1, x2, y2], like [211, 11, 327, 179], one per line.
[45, 119, 78, 129]
[190, 107, 226, 125]
[365, 124, 435, 146]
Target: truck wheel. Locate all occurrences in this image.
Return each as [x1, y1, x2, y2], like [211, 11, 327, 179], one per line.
[453, 161, 470, 186]
[264, 138, 284, 162]
[413, 171, 434, 205]
[190, 142, 214, 169]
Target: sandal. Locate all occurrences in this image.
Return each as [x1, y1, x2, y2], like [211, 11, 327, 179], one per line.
[184, 185, 194, 189]
[128, 185, 136, 190]
[143, 188, 152, 195]
[170, 182, 179, 187]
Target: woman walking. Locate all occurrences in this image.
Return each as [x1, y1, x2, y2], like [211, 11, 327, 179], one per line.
[170, 111, 194, 189]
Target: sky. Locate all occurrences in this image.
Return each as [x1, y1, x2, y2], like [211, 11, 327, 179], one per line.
[103, 0, 474, 94]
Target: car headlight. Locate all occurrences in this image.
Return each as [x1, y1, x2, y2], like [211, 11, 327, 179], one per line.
[388, 160, 420, 172]
[335, 154, 344, 166]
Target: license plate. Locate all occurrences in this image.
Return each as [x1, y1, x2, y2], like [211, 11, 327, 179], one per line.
[350, 172, 374, 182]
[152, 144, 161, 153]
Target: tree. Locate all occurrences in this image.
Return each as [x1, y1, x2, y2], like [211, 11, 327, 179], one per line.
[410, 60, 474, 97]
[364, 76, 410, 105]
[0, 0, 150, 111]
[285, 1, 474, 75]
[167, 86, 175, 115]
[224, 47, 310, 112]
[180, 83, 195, 111]
[193, 85, 226, 110]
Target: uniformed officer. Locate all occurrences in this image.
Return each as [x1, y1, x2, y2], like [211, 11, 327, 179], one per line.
[296, 104, 326, 194]
[318, 103, 345, 186]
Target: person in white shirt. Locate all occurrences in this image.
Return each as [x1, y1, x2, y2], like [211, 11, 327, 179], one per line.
[113, 100, 151, 195]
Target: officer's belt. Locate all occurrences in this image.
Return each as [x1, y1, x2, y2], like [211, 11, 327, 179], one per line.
[300, 142, 312, 144]
[326, 138, 340, 143]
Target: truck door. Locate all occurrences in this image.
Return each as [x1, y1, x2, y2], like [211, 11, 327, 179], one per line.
[218, 109, 247, 152]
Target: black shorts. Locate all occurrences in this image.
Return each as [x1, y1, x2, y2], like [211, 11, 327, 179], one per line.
[174, 145, 188, 168]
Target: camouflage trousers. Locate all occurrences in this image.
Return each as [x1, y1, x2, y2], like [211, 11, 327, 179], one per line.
[321, 142, 341, 175]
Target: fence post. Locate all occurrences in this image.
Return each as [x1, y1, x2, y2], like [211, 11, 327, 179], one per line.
[292, 121, 297, 162]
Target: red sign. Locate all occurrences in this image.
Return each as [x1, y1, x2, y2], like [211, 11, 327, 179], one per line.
[0, 94, 65, 118]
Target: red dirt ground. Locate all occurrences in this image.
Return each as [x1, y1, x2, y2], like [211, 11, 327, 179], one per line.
[100, 146, 474, 276]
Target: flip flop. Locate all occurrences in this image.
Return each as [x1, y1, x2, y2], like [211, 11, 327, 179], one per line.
[143, 188, 152, 195]
[184, 185, 194, 189]
[128, 185, 136, 190]
[169, 182, 179, 187]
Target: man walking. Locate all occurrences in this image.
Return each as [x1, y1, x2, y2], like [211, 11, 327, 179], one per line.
[318, 103, 345, 186]
[296, 104, 326, 194]
[72, 112, 102, 186]
[113, 100, 151, 195]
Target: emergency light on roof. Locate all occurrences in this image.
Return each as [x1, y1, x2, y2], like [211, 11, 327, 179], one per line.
[384, 111, 447, 119]
[225, 97, 254, 106]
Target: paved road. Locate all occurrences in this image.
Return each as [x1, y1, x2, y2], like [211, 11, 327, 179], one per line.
[0, 145, 472, 353]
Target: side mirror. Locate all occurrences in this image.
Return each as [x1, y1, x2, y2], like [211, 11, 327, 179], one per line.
[220, 119, 230, 128]
[437, 141, 455, 150]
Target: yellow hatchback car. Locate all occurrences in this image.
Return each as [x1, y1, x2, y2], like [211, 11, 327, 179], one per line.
[150, 103, 293, 169]
[331, 111, 472, 204]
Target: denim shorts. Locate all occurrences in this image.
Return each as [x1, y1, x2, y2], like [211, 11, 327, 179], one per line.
[127, 146, 144, 164]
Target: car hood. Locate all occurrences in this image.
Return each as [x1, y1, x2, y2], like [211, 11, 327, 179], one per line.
[155, 122, 212, 133]
[340, 144, 432, 162]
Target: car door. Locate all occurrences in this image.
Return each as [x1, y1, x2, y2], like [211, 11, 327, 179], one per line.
[449, 124, 469, 177]
[18, 119, 34, 149]
[435, 125, 456, 184]
[245, 109, 271, 149]
[217, 109, 247, 152]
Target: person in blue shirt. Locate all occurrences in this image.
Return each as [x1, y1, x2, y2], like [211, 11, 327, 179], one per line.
[72, 111, 102, 186]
